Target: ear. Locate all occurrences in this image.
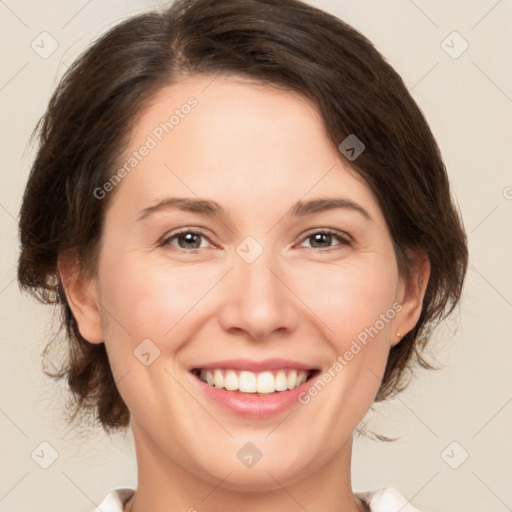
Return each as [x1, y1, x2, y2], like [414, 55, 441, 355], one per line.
[57, 250, 104, 344]
[392, 249, 431, 347]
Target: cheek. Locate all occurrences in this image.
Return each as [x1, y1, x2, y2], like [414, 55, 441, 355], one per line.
[96, 251, 222, 348]
[93, 254, 210, 414]
[293, 255, 399, 347]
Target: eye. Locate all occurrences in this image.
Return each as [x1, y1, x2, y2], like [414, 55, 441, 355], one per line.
[297, 229, 352, 251]
[159, 228, 214, 251]
[159, 227, 352, 253]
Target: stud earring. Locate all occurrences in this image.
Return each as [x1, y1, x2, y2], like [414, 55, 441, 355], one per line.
[396, 332, 402, 338]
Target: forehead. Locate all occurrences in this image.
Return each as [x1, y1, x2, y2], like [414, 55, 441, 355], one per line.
[109, 74, 381, 224]
[133, 74, 334, 157]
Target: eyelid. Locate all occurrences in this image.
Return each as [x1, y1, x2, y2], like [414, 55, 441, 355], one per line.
[159, 227, 217, 249]
[159, 226, 353, 251]
[298, 227, 352, 244]
[295, 228, 352, 250]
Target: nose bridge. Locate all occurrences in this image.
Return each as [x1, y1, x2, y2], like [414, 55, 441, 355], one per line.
[239, 242, 278, 297]
[236, 236, 282, 310]
[219, 235, 297, 340]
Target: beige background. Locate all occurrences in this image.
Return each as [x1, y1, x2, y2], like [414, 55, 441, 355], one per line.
[1, 1, 511, 511]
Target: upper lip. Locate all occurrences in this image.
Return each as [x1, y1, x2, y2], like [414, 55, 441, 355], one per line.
[190, 358, 318, 372]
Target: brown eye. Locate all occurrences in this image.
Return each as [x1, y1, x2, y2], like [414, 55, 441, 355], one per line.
[161, 229, 211, 250]
[299, 229, 351, 251]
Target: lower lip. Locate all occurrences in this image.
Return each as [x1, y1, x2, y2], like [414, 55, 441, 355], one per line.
[190, 371, 318, 418]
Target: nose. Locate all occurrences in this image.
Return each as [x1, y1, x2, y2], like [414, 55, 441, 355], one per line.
[217, 246, 299, 342]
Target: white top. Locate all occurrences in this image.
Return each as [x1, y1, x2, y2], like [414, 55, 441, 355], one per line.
[91, 487, 424, 511]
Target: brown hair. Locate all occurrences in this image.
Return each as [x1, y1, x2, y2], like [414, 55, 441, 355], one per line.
[17, 0, 468, 438]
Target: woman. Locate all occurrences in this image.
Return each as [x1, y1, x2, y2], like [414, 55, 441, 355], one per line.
[17, 0, 468, 510]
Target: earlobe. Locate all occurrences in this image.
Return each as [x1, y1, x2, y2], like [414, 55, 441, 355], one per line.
[57, 250, 104, 344]
[392, 250, 431, 346]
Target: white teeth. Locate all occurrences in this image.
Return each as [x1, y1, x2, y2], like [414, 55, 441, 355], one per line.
[297, 371, 307, 387]
[239, 371, 257, 392]
[287, 370, 297, 389]
[214, 369, 224, 388]
[224, 370, 238, 391]
[197, 368, 311, 393]
[274, 370, 288, 391]
[257, 371, 275, 393]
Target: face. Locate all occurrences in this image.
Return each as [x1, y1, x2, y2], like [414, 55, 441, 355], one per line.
[69, 75, 425, 491]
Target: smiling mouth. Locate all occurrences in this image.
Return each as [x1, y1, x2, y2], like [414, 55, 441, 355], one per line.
[190, 368, 320, 394]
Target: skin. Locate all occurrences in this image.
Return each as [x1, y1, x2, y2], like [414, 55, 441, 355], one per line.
[60, 75, 430, 512]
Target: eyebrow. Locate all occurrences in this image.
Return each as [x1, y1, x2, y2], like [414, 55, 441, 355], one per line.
[137, 196, 372, 222]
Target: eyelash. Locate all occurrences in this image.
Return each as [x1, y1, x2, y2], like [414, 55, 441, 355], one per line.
[159, 227, 352, 253]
